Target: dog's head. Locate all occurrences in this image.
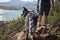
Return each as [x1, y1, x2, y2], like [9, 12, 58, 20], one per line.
[21, 7, 29, 17]
[21, 7, 37, 17]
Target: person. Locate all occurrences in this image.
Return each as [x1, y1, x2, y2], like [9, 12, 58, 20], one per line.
[37, 0, 54, 26]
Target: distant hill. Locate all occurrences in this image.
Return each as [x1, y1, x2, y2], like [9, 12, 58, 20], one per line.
[0, 0, 59, 10]
[0, 0, 36, 10]
[0, 5, 21, 10]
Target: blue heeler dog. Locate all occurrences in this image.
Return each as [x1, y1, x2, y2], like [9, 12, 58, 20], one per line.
[21, 7, 38, 40]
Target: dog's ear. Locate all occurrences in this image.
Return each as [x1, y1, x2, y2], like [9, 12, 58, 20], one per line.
[21, 7, 29, 17]
[23, 7, 28, 11]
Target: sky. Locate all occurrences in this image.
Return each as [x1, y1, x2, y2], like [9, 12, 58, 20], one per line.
[0, 0, 11, 2]
[21, 0, 37, 2]
[0, 0, 55, 3]
[0, 0, 37, 3]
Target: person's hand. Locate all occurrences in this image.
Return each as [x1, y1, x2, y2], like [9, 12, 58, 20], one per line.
[37, 3, 39, 7]
[51, 5, 54, 9]
[50, 5, 55, 16]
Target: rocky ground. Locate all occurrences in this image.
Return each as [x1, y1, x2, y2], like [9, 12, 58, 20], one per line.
[10, 24, 60, 40]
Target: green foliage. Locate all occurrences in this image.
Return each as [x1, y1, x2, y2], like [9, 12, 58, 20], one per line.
[0, 16, 25, 40]
[48, 1, 60, 24]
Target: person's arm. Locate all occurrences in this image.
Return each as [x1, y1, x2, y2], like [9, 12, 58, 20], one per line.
[37, 0, 40, 13]
[37, 0, 40, 7]
[38, 0, 40, 4]
[51, 0, 54, 8]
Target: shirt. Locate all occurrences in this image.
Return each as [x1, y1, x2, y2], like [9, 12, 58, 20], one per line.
[40, 0, 51, 6]
[41, 0, 50, 4]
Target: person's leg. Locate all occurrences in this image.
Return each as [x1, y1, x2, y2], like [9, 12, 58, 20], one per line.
[44, 16, 48, 26]
[39, 15, 43, 25]
[41, 7, 50, 35]
[44, 7, 50, 26]
[37, 6, 43, 27]
[41, 16, 48, 35]
[37, 15, 43, 27]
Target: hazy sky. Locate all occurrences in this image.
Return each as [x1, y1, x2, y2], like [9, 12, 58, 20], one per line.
[0, 0, 11, 2]
[0, 0, 37, 2]
[21, 0, 37, 2]
[0, 0, 56, 3]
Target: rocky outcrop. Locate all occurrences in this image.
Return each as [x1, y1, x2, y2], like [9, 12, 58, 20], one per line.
[10, 25, 59, 40]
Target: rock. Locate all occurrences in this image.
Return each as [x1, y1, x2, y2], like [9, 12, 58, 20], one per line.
[10, 31, 26, 40]
[34, 34, 57, 40]
[35, 27, 43, 35]
[10, 25, 58, 40]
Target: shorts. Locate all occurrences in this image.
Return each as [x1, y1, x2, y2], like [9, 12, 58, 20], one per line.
[39, 2, 50, 16]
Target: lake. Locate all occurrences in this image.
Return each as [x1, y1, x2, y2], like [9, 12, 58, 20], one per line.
[0, 9, 22, 21]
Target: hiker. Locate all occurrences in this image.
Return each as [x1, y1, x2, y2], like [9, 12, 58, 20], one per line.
[37, 0, 54, 26]
[22, 7, 38, 40]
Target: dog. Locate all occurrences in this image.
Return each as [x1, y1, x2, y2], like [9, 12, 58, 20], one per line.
[21, 7, 38, 40]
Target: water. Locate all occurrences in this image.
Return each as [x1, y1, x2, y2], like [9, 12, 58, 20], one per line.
[0, 9, 22, 21]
